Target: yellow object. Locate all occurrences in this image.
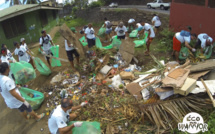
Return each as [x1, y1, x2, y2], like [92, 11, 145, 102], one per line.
[46, 112, 49, 116]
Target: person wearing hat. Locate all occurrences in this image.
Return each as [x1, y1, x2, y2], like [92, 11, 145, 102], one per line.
[39, 30, 54, 68]
[20, 38, 35, 69]
[115, 22, 128, 40]
[195, 33, 213, 54]
[84, 23, 96, 49]
[128, 18, 135, 32]
[103, 17, 112, 43]
[139, 22, 155, 56]
[48, 98, 88, 134]
[14, 42, 36, 69]
[151, 14, 161, 34]
[1, 44, 16, 62]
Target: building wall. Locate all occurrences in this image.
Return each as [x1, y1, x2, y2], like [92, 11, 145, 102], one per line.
[169, 2, 215, 40]
[0, 9, 59, 50]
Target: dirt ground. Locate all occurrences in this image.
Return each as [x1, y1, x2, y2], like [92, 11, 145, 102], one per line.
[0, 20, 171, 133]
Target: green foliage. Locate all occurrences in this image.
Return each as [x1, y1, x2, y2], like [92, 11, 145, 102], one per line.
[156, 28, 175, 52]
[65, 18, 88, 27]
[88, 1, 102, 8]
[200, 110, 215, 134]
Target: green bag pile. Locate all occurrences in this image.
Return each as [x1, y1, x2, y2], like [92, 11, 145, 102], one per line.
[10, 61, 36, 85]
[34, 57, 51, 76]
[134, 32, 148, 47]
[179, 47, 189, 60]
[195, 45, 213, 59]
[68, 121, 101, 134]
[111, 36, 121, 49]
[79, 36, 88, 46]
[51, 45, 61, 67]
[129, 30, 138, 38]
[98, 26, 105, 38]
[19, 87, 44, 110]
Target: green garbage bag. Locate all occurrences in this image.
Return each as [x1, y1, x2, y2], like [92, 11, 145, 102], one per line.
[70, 27, 76, 33]
[34, 57, 51, 76]
[19, 87, 44, 110]
[98, 26, 105, 38]
[129, 30, 138, 38]
[195, 45, 213, 59]
[51, 45, 61, 67]
[134, 32, 148, 47]
[68, 121, 101, 134]
[10, 61, 36, 85]
[112, 36, 121, 49]
[95, 37, 103, 48]
[179, 47, 189, 60]
[79, 36, 88, 46]
[103, 44, 113, 49]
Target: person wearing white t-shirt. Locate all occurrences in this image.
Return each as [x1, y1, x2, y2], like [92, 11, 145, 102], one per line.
[65, 40, 80, 70]
[195, 33, 213, 54]
[85, 23, 96, 49]
[128, 18, 135, 32]
[115, 22, 128, 40]
[39, 30, 54, 68]
[20, 38, 35, 69]
[139, 22, 156, 55]
[14, 42, 35, 66]
[136, 23, 143, 32]
[48, 98, 88, 134]
[151, 14, 161, 34]
[0, 62, 45, 121]
[103, 17, 112, 43]
[172, 30, 197, 63]
[1, 44, 16, 62]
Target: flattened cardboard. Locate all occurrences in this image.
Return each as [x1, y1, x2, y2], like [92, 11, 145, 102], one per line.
[126, 83, 142, 99]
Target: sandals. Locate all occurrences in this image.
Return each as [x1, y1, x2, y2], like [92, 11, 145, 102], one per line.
[37, 113, 45, 122]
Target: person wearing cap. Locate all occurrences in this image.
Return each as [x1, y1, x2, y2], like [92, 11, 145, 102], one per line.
[65, 39, 80, 71]
[1, 44, 16, 62]
[14, 42, 35, 68]
[20, 38, 35, 69]
[139, 22, 155, 55]
[172, 30, 197, 63]
[84, 23, 96, 49]
[136, 23, 143, 32]
[151, 14, 161, 34]
[48, 98, 88, 134]
[39, 30, 54, 68]
[128, 18, 135, 32]
[115, 22, 128, 40]
[195, 33, 213, 54]
[103, 17, 112, 43]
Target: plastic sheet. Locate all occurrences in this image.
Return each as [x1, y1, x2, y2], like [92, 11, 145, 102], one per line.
[51, 45, 61, 67]
[34, 57, 51, 76]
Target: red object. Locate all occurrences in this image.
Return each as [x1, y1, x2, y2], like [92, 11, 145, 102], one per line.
[170, 1, 215, 40]
[1, 50, 5, 53]
[173, 36, 181, 52]
[85, 101, 88, 103]
[102, 80, 107, 84]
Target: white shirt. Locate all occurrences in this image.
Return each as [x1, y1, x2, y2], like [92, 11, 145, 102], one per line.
[115, 26, 127, 36]
[39, 34, 52, 51]
[152, 16, 161, 27]
[175, 32, 191, 44]
[14, 47, 30, 62]
[65, 40, 75, 51]
[48, 105, 70, 134]
[136, 23, 142, 28]
[1, 55, 10, 65]
[85, 27, 95, 39]
[105, 21, 112, 30]
[143, 23, 155, 38]
[128, 19, 135, 24]
[0, 75, 23, 109]
[21, 43, 30, 59]
[198, 33, 213, 49]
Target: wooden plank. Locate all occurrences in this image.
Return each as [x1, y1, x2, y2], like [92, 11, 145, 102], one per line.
[201, 78, 215, 107]
[119, 39, 135, 65]
[188, 59, 215, 73]
[174, 78, 196, 96]
[188, 70, 210, 80]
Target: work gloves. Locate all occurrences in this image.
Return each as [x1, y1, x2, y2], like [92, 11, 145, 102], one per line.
[23, 100, 30, 108]
[74, 122, 83, 127]
[80, 102, 88, 107]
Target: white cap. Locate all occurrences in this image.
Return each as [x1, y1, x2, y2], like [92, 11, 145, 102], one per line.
[20, 38, 25, 42]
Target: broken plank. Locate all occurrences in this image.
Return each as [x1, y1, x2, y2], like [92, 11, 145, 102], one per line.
[174, 78, 196, 96]
[188, 70, 210, 80]
[201, 78, 215, 107]
[188, 59, 215, 73]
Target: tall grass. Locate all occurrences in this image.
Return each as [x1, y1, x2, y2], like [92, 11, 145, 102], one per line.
[65, 18, 88, 28]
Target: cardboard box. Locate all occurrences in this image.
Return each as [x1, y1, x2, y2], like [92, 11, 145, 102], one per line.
[174, 78, 196, 96]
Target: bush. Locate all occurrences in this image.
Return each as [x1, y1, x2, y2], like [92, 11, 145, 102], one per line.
[88, 1, 101, 8]
[157, 28, 175, 51]
[65, 18, 88, 27]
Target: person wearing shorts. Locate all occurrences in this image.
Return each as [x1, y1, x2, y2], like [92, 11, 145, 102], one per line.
[85, 23, 96, 49]
[195, 33, 213, 54]
[115, 22, 128, 40]
[103, 17, 112, 42]
[65, 39, 80, 70]
[0, 62, 45, 121]
[172, 31, 197, 63]
[39, 30, 54, 68]
[139, 22, 155, 55]
[151, 14, 161, 34]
